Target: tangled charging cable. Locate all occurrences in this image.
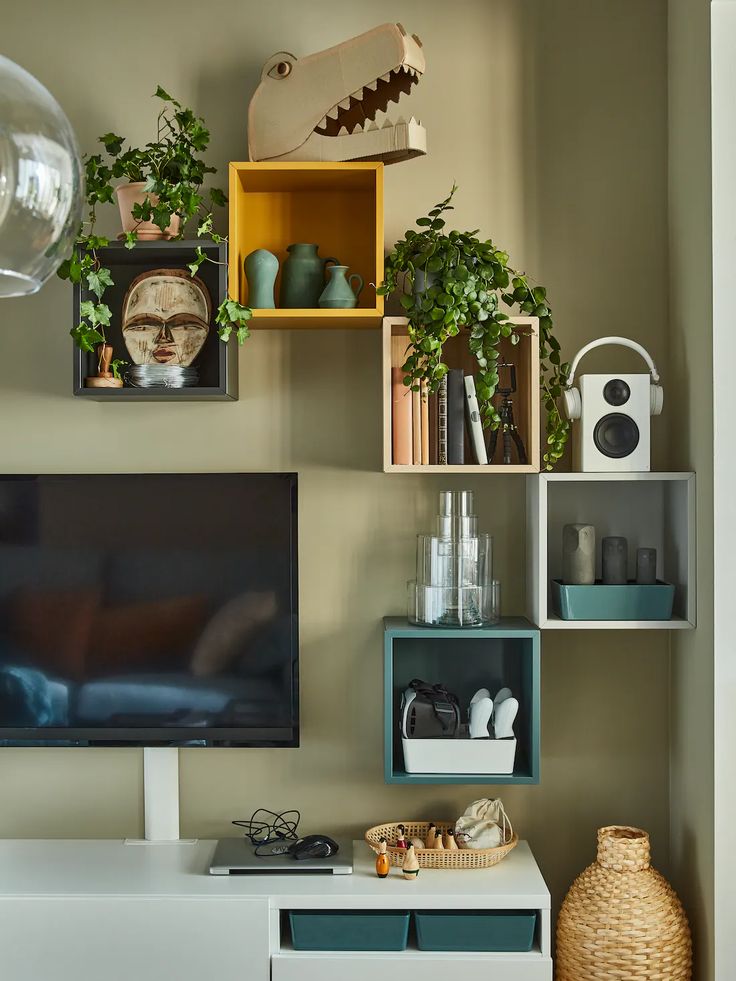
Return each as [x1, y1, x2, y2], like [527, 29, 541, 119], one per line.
[232, 808, 301, 857]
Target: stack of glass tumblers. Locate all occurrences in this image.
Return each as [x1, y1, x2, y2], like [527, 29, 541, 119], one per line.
[407, 490, 500, 627]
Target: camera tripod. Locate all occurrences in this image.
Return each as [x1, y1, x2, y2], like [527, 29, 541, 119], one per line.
[486, 363, 528, 466]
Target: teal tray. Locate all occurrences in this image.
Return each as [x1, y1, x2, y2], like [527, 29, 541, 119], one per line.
[289, 910, 410, 951]
[415, 910, 537, 952]
[551, 579, 675, 621]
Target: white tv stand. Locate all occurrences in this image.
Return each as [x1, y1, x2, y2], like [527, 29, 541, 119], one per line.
[0, 838, 551, 981]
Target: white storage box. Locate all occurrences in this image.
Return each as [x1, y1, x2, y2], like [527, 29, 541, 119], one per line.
[401, 737, 517, 775]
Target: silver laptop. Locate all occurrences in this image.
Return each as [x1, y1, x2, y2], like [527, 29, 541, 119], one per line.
[209, 837, 353, 875]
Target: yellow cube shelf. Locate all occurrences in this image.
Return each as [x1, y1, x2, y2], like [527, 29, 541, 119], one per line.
[228, 162, 384, 329]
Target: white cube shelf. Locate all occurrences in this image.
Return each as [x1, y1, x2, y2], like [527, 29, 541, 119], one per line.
[526, 472, 696, 630]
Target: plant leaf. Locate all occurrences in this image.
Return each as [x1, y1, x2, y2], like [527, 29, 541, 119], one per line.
[154, 85, 179, 106]
[100, 132, 124, 156]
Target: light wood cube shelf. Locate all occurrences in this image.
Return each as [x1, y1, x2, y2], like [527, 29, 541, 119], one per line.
[526, 471, 696, 629]
[228, 162, 384, 329]
[382, 316, 540, 473]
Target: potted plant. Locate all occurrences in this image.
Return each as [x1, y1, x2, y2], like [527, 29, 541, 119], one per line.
[57, 86, 251, 364]
[377, 185, 570, 468]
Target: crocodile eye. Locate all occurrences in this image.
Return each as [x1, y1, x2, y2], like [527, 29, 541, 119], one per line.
[269, 61, 292, 79]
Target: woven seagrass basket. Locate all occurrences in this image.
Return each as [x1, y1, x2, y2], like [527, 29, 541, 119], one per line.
[364, 820, 517, 870]
[556, 826, 692, 981]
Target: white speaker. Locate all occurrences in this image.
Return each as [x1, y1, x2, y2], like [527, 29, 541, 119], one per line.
[563, 337, 663, 472]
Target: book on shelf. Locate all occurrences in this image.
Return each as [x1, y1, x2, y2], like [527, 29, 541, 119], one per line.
[428, 390, 439, 465]
[464, 375, 489, 464]
[391, 345, 521, 468]
[438, 375, 448, 465]
[446, 368, 465, 465]
[411, 387, 421, 464]
[420, 380, 429, 465]
[391, 336, 412, 465]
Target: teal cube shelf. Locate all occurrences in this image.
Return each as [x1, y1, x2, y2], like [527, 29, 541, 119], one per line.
[383, 617, 541, 785]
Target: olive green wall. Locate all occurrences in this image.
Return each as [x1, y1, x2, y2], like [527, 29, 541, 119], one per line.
[668, 1, 714, 977]
[0, 0, 672, 910]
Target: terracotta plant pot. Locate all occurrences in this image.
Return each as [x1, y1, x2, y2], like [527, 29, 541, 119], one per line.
[115, 182, 181, 241]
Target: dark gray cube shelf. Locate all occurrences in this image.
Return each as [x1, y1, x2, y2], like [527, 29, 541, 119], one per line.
[383, 617, 541, 785]
[72, 240, 236, 401]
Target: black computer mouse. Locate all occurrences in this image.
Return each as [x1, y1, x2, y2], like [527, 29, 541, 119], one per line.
[289, 834, 340, 860]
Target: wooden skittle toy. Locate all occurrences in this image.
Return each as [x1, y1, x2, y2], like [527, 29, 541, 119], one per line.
[395, 825, 407, 849]
[375, 837, 390, 879]
[445, 829, 459, 851]
[402, 844, 420, 881]
[433, 831, 445, 850]
[424, 822, 437, 849]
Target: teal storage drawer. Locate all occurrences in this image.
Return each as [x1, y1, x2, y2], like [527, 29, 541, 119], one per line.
[551, 579, 675, 621]
[289, 910, 410, 951]
[415, 909, 537, 952]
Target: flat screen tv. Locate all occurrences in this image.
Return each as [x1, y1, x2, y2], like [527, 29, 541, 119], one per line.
[0, 473, 298, 746]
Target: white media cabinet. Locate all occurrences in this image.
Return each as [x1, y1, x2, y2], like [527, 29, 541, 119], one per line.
[0, 838, 551, 981]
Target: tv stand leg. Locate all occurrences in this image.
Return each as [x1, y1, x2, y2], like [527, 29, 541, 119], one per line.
[125, 747, 195, 844]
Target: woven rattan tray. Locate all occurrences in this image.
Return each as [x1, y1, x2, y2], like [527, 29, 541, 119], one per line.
[365, 820, 518, 869]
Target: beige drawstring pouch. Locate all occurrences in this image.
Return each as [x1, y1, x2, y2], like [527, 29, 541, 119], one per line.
[455, 798, 512, 849]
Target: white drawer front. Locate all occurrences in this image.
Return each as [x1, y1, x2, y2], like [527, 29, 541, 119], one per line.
[0, 897, 269, 981]
[273, 952, 553, 981]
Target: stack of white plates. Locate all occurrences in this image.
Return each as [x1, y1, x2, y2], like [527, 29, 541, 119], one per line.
[127, 365, 199, 388]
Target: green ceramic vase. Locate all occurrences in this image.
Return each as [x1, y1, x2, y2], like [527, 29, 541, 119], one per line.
[244, 248, 278, 308]
[280, 243, 338, 308]
[318, 265, 364, 309]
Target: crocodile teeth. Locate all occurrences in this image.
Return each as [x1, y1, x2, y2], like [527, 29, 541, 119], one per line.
[367, 121, 379, 131]
[366, 79, 378, 91]
[327, 106, 340, 120]
[351, 88, 364, 101]
[338, 126, 349, 137]
[317, 116, 327, 129]
[339, 97, 351, 110]
[395, 115, 406, 126]
[380, 73, 391, 82]
[352, 122, 363, 134]
[381, 117, 394, 129]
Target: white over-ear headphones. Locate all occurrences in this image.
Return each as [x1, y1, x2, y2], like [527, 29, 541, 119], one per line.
[563, 336, 664, 420]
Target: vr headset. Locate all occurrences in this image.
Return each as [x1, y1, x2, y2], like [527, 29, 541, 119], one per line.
[400, 679, 461, 739]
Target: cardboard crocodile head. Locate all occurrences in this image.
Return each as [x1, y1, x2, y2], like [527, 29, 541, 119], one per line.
[248, 23, 426, 164]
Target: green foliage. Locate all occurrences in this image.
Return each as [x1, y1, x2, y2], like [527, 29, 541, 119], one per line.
[57, 87, 252, 362]
[377, 185, 570, 468]
[110, 359, 127, 381]
[215, 299, 252, 345]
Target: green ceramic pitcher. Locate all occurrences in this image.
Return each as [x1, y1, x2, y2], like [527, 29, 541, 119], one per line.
[280, 243, 338, 308]
[318, 265, 364, 309]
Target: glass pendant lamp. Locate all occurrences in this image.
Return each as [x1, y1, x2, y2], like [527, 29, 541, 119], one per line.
[0, 56, 83, 297]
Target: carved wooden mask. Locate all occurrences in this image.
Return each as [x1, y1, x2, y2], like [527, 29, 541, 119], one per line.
[121, 268, 211, 367]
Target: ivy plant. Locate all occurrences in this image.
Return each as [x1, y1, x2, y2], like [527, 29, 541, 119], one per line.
[377, 185, 569, 468]
[57, 87, 252, 365]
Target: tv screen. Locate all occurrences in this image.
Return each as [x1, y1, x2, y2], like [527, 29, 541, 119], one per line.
[0, 473, 298, 746]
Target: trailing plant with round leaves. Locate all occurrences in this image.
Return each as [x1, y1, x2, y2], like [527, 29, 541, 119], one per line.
[377, 185, 570, 468]
[57, 86, 252, 363]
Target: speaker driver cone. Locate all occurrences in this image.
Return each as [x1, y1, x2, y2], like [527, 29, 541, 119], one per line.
[594, 413, 640, 458]
[603, 378, 631, 406]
